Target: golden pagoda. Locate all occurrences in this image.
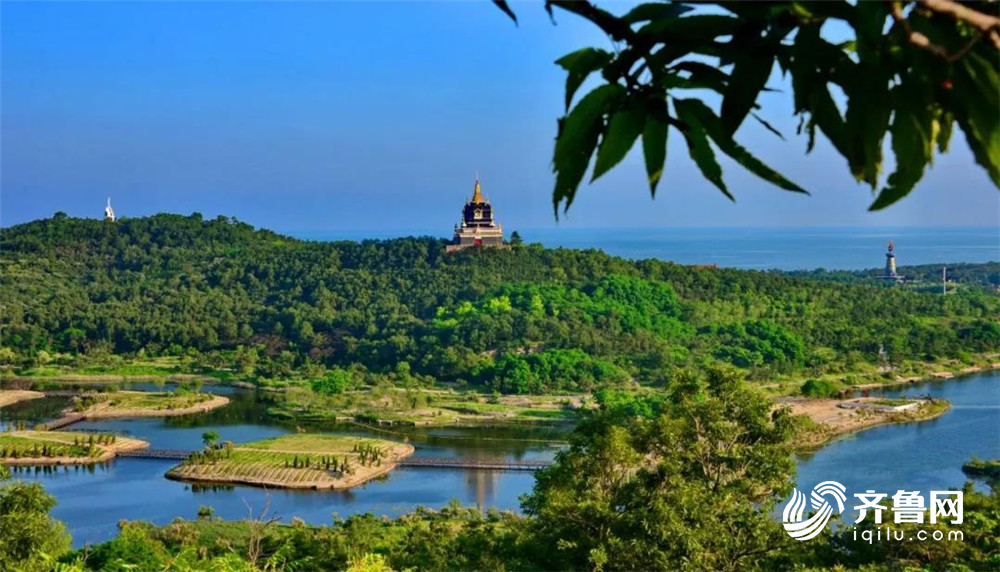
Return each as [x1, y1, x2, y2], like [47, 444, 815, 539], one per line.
[446, 177, 505, 252]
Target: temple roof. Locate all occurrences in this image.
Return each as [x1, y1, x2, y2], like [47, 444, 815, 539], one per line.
[471, 178, 485, 204]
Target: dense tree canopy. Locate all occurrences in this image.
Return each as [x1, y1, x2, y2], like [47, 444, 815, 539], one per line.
[493, 1, 1000, 213]
[2, 214, 997, 393]
[522, 368, 797, 571]
[1, 215, 997, 570]
[0, 471, 71, 571]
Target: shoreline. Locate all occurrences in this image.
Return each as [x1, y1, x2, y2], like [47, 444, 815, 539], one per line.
[0, 389, 46, 407]
[2, 373, 221, 385]
[788, 397, 951, 450]
[852, 361, 1000, 392]
[1, 430, 149, 466]
[165, 455, 405, 490]
[165, 440, 415, 491]
[75, 393, 231, 420]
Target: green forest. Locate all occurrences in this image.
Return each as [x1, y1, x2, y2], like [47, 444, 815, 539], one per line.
[2, 214, 998, 396]
[2, 214, 999, 570]
[2, 373, 998, 571]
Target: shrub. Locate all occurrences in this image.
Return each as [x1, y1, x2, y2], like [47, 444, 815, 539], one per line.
[800, 379, 844, 398]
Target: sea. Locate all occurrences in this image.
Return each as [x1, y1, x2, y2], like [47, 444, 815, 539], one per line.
[291, 226, 999, 271]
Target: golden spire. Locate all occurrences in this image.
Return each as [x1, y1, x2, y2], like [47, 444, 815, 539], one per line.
[472, 175, 484, 203]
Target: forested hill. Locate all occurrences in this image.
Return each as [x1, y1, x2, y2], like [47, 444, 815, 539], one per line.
[2, 214, 998, 393]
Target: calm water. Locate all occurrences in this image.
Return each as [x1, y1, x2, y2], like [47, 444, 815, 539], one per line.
[795, 372, 1000, 496]
[0, 383, 561, 546]
[2, 372, 998, 546]
[295, 227, 1000, 270]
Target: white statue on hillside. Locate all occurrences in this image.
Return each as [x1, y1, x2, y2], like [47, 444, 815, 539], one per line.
[104, 197, 115, 222]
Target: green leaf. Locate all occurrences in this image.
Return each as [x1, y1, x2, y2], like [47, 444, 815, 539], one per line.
[951, 51, 1000, 187]
[491, 0, 518, 25]
[807, 87, 849, 156]
[721, 54, 775, 135]
[553, 84, 625, 213]
[642, 98, 669, 197]
[592, 104, 645, 182]
[869, 85, 933, 211]
[673, 99, 731, 200]
[935, 111, 953, 154]
[844, 72, 891, 187]
[555, 48, 613, 111]
[853, 1, 888, 65]
[790, 26, 851, 157]
[677, 99, 809, 195]
[751, 113, 784, 140]
[622, 2, 693, 24]
[671, 62, 730, 93]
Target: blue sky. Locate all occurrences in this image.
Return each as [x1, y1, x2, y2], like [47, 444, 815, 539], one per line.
[2, 1, 997, 233]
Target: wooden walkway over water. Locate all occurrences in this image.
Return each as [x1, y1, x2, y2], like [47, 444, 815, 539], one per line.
[41, 413, 87, 431]
[117, 449, 192, 460]
[114, 450, 552, 470]
[398, 457, 552, 471]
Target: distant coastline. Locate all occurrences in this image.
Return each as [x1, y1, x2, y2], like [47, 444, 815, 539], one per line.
[287, 226, 1000, 271]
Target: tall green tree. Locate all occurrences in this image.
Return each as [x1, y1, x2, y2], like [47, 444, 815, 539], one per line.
[0, 476, 71, 571]
[202, 430, 221, 449]
[522, 367, 797, 571]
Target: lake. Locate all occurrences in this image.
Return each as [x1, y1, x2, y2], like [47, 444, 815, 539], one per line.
[2, 372, 998, 546]
[795, 371, 1000, 496]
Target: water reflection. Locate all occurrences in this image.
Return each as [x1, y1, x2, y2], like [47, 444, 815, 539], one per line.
[27, 455, 539, 546]
[14, 374, 994, 548]
[1, 382, 565, 546]
[0, 396, 73, 430]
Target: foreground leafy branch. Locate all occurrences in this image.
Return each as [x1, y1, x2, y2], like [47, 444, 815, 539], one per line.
[494, 0, 999, 214]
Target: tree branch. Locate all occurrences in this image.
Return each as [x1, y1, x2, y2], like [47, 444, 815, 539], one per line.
[548, 1, 653, 90]
[891, 1, 997, 60]
[547, 1, 636, 43]
[917, 0, 1000, 50]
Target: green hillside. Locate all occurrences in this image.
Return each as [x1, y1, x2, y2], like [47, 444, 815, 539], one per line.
[2, 214, 997, 394]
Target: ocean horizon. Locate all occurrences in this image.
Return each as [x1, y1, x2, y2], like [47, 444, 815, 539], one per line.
[287, 226, 1000, 272]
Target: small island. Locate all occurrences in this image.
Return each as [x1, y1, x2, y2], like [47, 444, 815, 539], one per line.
[71, 390, 230, 419]
[962, 458, 1000, 482]
[276, 386, 582, 427]
[166, 434, 414, 490]
[0, 430, 149, 465]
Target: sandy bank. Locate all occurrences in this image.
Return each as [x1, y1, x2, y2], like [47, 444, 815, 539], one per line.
[0, 390, 45, 407]
[784, 397, 949, 448]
